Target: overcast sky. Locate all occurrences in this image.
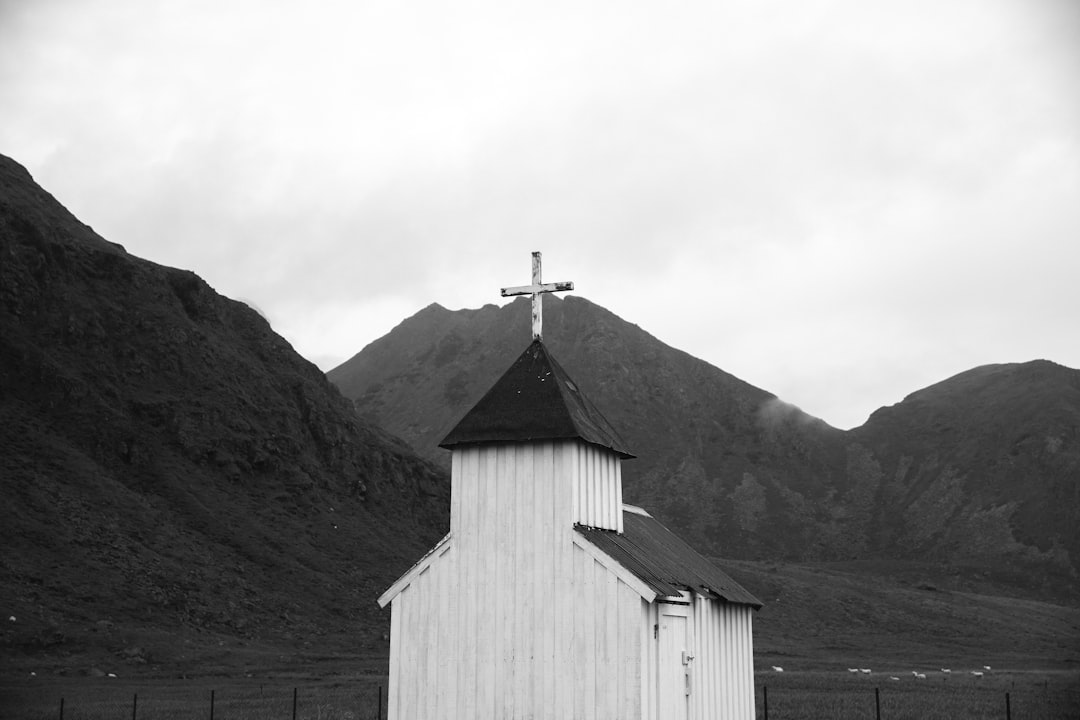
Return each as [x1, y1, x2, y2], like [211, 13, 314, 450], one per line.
[2, 0, 1077, 429]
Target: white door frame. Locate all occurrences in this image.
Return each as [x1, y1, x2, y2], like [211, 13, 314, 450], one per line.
[657, 599, 693, 720]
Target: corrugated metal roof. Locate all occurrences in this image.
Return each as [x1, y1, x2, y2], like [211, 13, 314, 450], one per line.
[576, 508, 763, 608]
[439, 339, 635, 458]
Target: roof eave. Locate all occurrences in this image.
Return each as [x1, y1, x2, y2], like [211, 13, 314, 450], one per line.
[439, 436, 635, 459]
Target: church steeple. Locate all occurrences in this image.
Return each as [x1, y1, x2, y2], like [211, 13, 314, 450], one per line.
[439, 339, 634, 458]
[379, 252, 760, 720]
[440, 252, 632, 534]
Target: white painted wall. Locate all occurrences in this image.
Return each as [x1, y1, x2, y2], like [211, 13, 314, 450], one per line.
[690, 597, 756, 720]
[572, 441, 623, 532]
[637, 595, 756, 720]
[384, 438, 757, 720]
[387, 440, 643, 720]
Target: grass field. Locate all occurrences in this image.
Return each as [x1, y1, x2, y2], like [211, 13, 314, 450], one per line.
[0, 676, 387, 720]
[2, 668, 1078, 720]
[755, 669, 1080, 720]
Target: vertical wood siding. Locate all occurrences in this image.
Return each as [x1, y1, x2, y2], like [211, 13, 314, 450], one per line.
[641, 601, 658, 720]
[690, 597, 756, 720]
[572, 442, 623, 532]
[387, 440, 643, 719]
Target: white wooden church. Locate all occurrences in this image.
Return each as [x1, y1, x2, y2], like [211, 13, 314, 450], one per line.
[377, 254, 761, 720]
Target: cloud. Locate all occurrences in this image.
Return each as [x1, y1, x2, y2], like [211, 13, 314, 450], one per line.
[1, 0, 1077, 428]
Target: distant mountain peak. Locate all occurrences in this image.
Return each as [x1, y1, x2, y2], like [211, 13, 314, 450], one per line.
[330, 296, 1080, 596]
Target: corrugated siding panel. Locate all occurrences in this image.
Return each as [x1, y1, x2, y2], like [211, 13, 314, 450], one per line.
[641, 601, 657, 720]
[441, 547, 458, 720]
[688, 597, 756, 720]
[554, 444, 575, 720]
[574, 442, 622, 531]
[387, 548, 460, 720]
[569, 542, 644, 720]
[388, 593, 401, 720]
[458, 447, 478, 720]
[496, 444, 514, 718]
[573, 546, 596, 719]
[619, 582, 642, 720]
[537, 443, 556, 714]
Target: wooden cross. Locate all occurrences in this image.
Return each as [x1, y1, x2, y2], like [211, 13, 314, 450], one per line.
[500, 251, 574, 341]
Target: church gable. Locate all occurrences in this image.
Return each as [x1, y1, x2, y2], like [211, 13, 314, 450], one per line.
[376, 534, 452, 609]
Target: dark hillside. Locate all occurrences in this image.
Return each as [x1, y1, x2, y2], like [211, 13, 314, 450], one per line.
[330, 299, 1080, 601]
[0, 154, 449, 675]
[330, 297, 853, 561]
[847, 361, 1080, 599]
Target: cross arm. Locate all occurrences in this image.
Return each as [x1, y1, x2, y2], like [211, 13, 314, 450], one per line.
[500, 281, 574, 297]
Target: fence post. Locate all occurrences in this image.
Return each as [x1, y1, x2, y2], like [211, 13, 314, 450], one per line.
[1005, 691, 1011, 720]
[875, 687, 881, 720]
[293, 687, 298, 720]
[59, 697, 64, 720]
[763, 685, 768, 720]
[210, 689, 215, 720]
[378, 685, 383, 720]
[132, 693, 138, 720]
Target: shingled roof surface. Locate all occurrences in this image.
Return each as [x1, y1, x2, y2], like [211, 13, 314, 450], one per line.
[576, 508, 763, 608]
[439, 339, 634, 458]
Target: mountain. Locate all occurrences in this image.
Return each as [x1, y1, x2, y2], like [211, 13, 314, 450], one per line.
[3, 150, 1075, 681]
[847, 361, 1080, 598]
[329, 299, 848, 556]
[0, 154, 449, 674]
[329, 298, 1080, 601]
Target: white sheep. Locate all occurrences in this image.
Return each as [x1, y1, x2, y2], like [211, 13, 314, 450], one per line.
[859, 668, 872, 674]
[847, 668, 859, 673]
[912, 672, 926, 680]
[984, 665, 992, 671]
[970, 670, 984, 678]
[771, 666, 784, 673]
[941, 668, 951, 674]
[889, 676, 900, 681]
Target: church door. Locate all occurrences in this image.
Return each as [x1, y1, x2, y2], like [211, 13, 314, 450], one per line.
[658, 603, 691, 720]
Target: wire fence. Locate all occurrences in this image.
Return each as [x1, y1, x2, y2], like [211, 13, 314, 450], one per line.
[755, 673, 1080, 720]
[6, 673, 1079, 720]
[3, 682, 387, 720]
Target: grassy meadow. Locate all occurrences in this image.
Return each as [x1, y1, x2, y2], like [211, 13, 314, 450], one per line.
[2, 668, 1078, 720]
[3, 560, 1076, 719]
[0, 676, 387, 720]
[755, 668, 1079, 720]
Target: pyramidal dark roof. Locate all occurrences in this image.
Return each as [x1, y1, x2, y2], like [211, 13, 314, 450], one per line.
[439, 339, 635, 458]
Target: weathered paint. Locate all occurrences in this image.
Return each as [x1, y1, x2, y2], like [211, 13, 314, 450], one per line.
[498, 251, 574, 340]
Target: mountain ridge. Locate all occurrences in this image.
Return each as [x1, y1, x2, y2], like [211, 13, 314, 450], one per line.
[330, 296, 1080, 601]
[2, 151, 1075, 684]
[0, 154, 450, 673]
